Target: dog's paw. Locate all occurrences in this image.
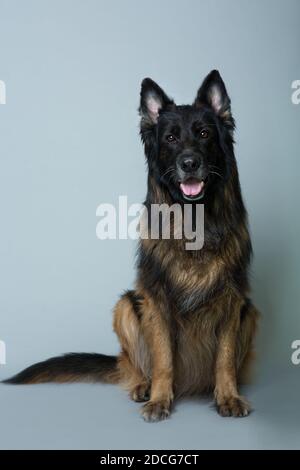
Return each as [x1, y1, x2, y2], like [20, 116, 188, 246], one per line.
[130, 383, 150, 402]
[217, 396, 251, 418]
[141, 400, 171, 422]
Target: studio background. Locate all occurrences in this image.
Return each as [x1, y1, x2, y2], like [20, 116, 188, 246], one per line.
[0, 0, 299, 449]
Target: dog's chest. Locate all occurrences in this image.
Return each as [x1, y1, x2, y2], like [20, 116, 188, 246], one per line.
[161, 247, 224, 313]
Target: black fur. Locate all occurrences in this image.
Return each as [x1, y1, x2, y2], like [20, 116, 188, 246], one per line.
[3, 353, 118, 384]
[4, 70, 253, 388]
[138, 70, 251, 314]
[124, 290, 144, 319]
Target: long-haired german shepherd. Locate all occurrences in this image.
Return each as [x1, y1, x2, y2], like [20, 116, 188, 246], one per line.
[5, 70, 259, 422]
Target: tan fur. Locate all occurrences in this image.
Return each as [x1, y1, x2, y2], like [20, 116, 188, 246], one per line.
[113, 295, 150, 393]
[140, 293, 174, 418]
[113, 262, 259, 420]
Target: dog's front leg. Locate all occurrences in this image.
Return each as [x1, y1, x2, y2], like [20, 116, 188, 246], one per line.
[140, 298, 174, 422]
[214, 295, 251, 417]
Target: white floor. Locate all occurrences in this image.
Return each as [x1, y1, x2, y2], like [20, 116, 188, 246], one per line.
[0, 366, 299, 450]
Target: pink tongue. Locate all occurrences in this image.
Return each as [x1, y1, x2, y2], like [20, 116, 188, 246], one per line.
[180, 180, 204, 197]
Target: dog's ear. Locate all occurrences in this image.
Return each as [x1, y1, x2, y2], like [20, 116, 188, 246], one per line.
[194, 70, 233, 126]
[139, 78, 174, 127]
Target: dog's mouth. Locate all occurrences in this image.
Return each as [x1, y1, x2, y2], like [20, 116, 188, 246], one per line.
[179, 177, 206, 201]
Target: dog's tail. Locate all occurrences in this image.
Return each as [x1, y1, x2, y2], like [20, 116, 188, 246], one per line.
[3, 353, 120, 385]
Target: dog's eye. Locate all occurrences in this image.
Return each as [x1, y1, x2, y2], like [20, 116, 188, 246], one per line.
[200, 129, 209, 139]
[166, 134, 177, 143]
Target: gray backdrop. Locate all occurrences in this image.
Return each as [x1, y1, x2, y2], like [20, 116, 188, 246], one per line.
[0, 0, 299, 449]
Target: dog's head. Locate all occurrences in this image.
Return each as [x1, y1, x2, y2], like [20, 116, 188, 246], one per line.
[139, 70, 235, 203]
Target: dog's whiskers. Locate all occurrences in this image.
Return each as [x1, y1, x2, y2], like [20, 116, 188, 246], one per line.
[209, 170, 223, 180]
[162, 167, 176, 179]
[209, 164, 222, 172]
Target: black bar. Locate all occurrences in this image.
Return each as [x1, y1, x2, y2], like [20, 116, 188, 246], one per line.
[0, 450, 299, 465]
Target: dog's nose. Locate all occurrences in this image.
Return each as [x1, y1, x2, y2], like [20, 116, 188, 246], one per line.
[180, 156, 200, 173]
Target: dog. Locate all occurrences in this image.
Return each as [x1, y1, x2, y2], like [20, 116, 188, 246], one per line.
[4, 70, 259, 422]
